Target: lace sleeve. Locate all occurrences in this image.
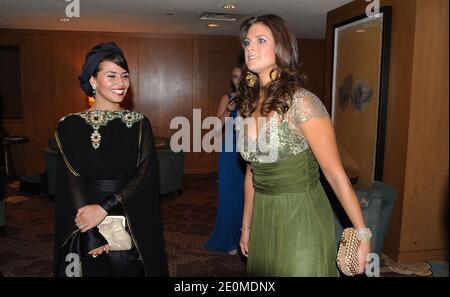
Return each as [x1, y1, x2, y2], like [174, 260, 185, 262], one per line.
[287, 89, 329, 135]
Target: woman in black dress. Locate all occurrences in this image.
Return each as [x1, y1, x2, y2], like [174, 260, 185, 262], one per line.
[53, 42, 168, 277]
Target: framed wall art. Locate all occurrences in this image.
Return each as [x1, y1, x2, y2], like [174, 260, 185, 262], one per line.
[331, 6, 392, 188]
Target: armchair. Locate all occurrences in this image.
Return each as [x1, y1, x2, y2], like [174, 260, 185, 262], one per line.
[332, 181, 397, 256]
[154, 137, 184, 196]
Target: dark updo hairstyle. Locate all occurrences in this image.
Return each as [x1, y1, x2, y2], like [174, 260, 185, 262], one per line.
[237, 14, 307, 118]
[79, 42, 129, 96]
[92, 53, 128, 78]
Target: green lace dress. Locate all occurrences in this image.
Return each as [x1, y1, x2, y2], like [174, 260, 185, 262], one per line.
[237, 89, 339, 277]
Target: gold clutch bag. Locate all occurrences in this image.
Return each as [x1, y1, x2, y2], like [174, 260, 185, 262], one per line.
[97, 216, 132, 251]
[336, 227, 359, 276]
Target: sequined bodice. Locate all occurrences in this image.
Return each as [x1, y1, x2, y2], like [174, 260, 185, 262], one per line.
[237, 89, 329, 163]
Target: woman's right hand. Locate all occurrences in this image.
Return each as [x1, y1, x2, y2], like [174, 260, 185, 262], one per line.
[239, 229, 250, 257]
[75, 204, 107, 233]
[88, 244, 110, 257]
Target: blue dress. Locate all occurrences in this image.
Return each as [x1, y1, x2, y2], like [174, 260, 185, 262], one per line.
[206, 94, 245, 253]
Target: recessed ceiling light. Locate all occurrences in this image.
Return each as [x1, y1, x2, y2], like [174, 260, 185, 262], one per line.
[208, 23, 220, 28]
[59, 18, 70, 22]
[223, 4, 237, 9]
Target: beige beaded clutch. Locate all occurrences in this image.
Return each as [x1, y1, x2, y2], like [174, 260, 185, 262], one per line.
[336, 227, 359, 276]
[97, 216, 132, 251]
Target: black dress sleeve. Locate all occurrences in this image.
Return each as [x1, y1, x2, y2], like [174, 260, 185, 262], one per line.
[55, 122, 108, 255]
[100, 116, 167, 276]
[99, 195, 120, 213]
[100, 117, 159, 208]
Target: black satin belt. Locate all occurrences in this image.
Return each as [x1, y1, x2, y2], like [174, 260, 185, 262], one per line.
[86, 179, 123, 193]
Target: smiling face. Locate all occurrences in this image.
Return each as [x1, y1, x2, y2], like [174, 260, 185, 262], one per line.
[89, 60, 130, 107]
[243, 22, 277, 85]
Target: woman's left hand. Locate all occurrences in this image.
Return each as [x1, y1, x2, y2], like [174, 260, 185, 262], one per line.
[357, 240, 371, 275]
[88, 244, 110, 257]
[75, 204, 107, 233]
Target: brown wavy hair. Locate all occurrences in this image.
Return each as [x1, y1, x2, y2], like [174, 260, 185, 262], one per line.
[237, 14, 307, 118]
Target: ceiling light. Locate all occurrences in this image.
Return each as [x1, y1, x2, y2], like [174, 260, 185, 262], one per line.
[208, 23, 220, 28]
[357, 29, 365, 33]
[223, 4, 237, 9]
[59, 18, 70, 22]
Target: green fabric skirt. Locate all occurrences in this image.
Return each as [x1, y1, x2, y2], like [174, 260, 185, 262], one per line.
[248, 150, 339, 277]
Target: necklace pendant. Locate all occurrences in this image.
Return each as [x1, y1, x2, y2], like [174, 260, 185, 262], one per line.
[90, 130, 101, 149]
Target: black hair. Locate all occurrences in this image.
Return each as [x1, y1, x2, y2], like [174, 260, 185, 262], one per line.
[92, 53, 129, 77]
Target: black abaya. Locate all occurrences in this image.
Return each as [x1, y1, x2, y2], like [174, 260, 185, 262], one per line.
[53, 110, 168, 277]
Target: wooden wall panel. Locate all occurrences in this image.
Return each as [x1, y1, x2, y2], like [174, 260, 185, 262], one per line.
[1, 120, 23, 135]
[299, 39, 325, 99]
[0, 34, 25, 176]
[0, 47, 22, 118]
[139, 38, 193, 127]
[190, 38, 211, 174]
[21, 34, 83, 174]
[0, 31, 21, 46]
[401, 0, 449, 260]
[138, 38, 194, 174]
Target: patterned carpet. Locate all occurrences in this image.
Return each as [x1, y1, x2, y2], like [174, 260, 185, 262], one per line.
[0, 175, 246, 277]
[0, 175, 447, 277]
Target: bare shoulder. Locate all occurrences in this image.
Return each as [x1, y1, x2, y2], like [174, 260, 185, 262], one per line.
[219, 94, 230, 103]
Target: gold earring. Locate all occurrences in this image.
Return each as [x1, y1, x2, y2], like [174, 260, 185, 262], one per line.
[270, 69, 281, 81]
[245, 72, 257, 87]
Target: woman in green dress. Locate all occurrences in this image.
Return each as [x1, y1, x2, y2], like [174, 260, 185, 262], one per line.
[236, 15, 372, 276]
